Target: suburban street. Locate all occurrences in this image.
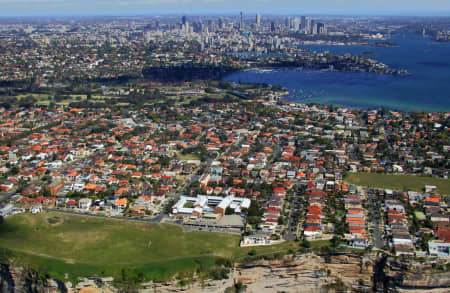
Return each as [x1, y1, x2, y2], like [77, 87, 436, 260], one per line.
[0, 190, 15, 206]
[367, 189, 385, 249]
[285, 184, 303, 241]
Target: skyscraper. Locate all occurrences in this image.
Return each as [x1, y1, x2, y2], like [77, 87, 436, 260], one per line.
[310, 19, 318, 35]
[270, 21, 276, 32]
[285, 16, 291, 28]
[306, 18, 312, 34]
[300, 16, 306, 30]
[181, 15, 189, 34]
[208, 19, 216, 32]
[256, 13, 261, 29]
[293, 17, 301, 32]
[317, 22, 324, 35]
[240, 11, 244, 31]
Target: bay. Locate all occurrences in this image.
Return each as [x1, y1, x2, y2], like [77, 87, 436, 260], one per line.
[224, 33, 450, 112]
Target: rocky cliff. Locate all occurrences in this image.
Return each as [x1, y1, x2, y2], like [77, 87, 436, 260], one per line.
[0, 263, 65, 293]
[231, 253, 374, 293]
[381, 256, 450, 292]
[1, 253, 449, 293]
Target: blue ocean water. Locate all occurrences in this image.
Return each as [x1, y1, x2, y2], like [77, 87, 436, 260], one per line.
[224, 33, 450, 112]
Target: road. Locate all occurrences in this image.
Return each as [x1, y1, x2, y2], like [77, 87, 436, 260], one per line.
[3, 136, 241, 229]
[284, 184, 304, 241]
[0, 177, 48, 207]
[0, 190, 16, 206]
[0, 154, 91, 207]
[367, 189, 384, 249]
[44, 208, 167, 223]
[285, 202, 298, 241]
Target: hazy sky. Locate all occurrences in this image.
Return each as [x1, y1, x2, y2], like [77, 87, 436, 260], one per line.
[0, 0, 449, 16]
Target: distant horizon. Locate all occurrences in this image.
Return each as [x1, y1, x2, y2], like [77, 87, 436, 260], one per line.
[0, 0, 450, 18]
[1, 10, 450, 18]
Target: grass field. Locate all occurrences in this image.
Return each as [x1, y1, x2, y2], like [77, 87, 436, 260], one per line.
[0, 212, 295, 282]
[309, 239, 332, 249]
[345, 172, 450, 195]
[414, 211, 426, 221]
[31, 94, 88, 106]
[176, 153, 200, 161]
[16, 93, 120, 106]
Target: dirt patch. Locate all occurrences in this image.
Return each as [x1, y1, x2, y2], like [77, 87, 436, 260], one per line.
[47, 216, 64, 226]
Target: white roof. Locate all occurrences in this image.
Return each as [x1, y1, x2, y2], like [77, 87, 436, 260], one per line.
[194, 196, 208, 207]
[217, 196, 233, 210]
[193, 206, 203, 214]
[173, 195, 251, 215]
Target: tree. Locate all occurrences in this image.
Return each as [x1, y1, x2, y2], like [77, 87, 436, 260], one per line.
[277, 216, 284, 225]
[302, 239, 311, 249]
[9, 165, 19, 175]
[19, 95, 37, 108]
[225, 207, 234, 215]
[234, 281, 247, 293]
[331, 236, 341, 248]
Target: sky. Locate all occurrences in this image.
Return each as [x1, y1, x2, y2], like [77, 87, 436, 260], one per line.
[0, 0, 449, 16]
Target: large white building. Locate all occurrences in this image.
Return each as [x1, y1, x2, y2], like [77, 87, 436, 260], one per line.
[0, 204, 14, 217]
[172, 195, 251, 220]
[429, 241, 450, 258]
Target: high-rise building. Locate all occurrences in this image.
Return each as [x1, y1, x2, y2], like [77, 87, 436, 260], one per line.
[240, 11, 244, 31]
[305, 19, 311, 34]
[208, 20, 216, 32]
[273, 36, 281, 49]
[256, 13, 261, 29]
[218, 17, 224, 29]
[317, 22, 325, 35]
[293, 17, 301, 32]
[300, 16, 307, 30]
[270, 21, 276, 32]
[285, 16, 291, 28]
[310, 20, 318, 35]
[193, 21, 202, 33]
[181, 15, 189, 33]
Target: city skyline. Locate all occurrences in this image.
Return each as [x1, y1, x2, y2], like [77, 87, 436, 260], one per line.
[0, 0, 449, 16]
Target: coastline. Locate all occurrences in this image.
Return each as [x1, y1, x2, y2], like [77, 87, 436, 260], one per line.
[244, 66, 409, 76]
[224, 32, 450, 113]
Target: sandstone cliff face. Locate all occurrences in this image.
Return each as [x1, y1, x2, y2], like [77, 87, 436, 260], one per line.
[2, 253, 449, 293]
[0, 263, 65, 293]
[0, 263, 15, 293]
[383, 257, 450, 292]
[231, 253, 374, 293]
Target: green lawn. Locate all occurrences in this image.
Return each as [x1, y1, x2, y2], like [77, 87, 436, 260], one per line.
[414, 211, 426, 221]
[345, 173, 450, 195]
[0, 212, 294, 282]
[16, 93, 50, 100]
[176, 153, 200, 161]
[309, 239, 332, 249]
[32, 94, 89, 106]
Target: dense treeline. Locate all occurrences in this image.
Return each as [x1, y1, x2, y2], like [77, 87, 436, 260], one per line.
[142, 64, 238, 82]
